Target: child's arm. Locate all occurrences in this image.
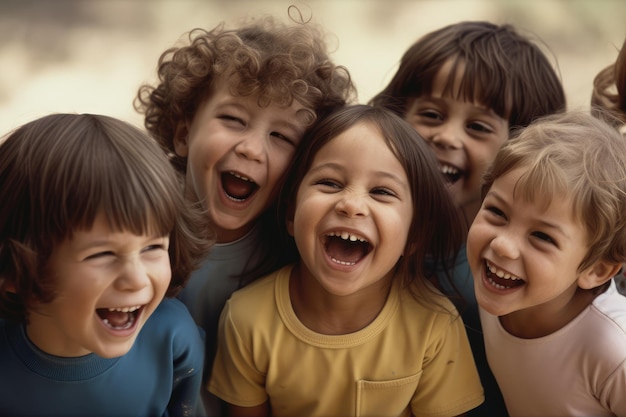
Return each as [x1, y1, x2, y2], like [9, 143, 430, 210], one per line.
[228, 401, 270, 417]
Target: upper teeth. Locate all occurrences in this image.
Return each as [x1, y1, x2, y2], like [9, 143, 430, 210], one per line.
[230, 171, 252, 182]
[487, 261, 521, 280]
[441, 164, 459, 175]
[108, 306, 141, 313]
[328, 231, 367, 242]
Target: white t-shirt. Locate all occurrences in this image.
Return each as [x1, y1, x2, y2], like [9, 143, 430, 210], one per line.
[481, 281, 626, 417]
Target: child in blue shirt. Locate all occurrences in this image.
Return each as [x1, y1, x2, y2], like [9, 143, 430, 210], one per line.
[0, 113, 212, 416]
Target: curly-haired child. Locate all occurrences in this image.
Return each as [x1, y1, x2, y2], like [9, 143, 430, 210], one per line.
[134, 7, 356, 414]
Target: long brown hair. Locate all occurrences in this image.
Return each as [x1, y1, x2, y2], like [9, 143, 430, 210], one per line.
[279, 104, 464, 308]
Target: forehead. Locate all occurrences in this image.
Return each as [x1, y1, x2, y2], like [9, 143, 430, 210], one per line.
[206, 75, 309, 123]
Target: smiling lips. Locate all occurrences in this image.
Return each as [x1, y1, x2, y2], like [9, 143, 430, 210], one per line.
[96, 305, 143, 330]
[324, 231, 372, 266]
[222, 171, 259, 202]
[440, 162, 463, 185]
[485, 260, 524, 290]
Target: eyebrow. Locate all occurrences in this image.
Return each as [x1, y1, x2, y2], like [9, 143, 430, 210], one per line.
[486, 189, 570, 239]
[418, 95, 501, 118]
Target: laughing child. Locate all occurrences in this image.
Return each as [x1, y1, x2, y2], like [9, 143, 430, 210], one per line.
[369, 21, 566, 416]
[0, 113, 213, 416]
[134, 11, 355, 412]
[467, 111, 626, 416]
[208, 105, 484, 417]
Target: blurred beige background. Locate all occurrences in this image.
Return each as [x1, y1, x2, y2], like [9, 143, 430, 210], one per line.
[1, 0, 625, 135]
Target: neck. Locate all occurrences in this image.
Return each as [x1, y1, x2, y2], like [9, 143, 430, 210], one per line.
[289, 264, 392, 335]
[499, 286, 598, 338]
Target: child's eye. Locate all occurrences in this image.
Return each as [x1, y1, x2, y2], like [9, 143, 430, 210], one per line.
[315, 179, 341, 189]
[142, 244, 167, 253]
[270, 131, 295, 146]
[85, 251, 115, 260]
[371, 187, 397, 198]
[467, 121, 494, 134]
[531, 231, 557, 246]
[485, 205, 506, 219]
[418, 109, 443, 121]
[218, 114, 245, 126]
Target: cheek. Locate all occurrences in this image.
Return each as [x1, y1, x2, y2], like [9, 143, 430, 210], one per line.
[268, 153, 295, 185]
[466, 224, 487, 258]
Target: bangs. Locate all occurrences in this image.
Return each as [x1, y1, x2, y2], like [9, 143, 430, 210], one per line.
[441, 55, 510, 120]
[512, 162, 568, 213]
[42, 116, 182, 241]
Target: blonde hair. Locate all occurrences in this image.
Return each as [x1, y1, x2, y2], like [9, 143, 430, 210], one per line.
[482, 111, 626, 272]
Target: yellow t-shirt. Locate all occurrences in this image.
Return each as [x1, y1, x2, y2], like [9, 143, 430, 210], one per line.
[209, 265, 484, 417]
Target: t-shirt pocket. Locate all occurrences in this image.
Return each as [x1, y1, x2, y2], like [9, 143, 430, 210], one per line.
[355, 372, 422, 417]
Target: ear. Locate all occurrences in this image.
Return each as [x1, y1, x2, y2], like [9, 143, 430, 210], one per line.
[173, 123, 190, 157]
[577, 260, 622, 290]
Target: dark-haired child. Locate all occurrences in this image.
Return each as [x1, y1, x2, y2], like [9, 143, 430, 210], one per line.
[0, 113, 213, 416]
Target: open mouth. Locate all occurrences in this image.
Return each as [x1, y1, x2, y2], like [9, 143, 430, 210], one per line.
[221, 171, 259, 202]
[96, 305, 143, 330]
[324, 231, 372, 266]
[485, 260, 524, 290]
[440, 163, 463, 185]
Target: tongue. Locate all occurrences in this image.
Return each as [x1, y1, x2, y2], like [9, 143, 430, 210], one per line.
[222, 173, 256, 200]
[326, 237, 367, 264]
[97, 309, 131, 327]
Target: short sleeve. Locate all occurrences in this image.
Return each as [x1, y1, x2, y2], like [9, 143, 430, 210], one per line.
[411, 314, 484, 416]
[208, 300, 268, 407]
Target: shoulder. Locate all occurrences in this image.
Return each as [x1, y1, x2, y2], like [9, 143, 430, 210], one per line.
[143, 298, 205, 344]
[221, 266, 289, 327]
[228, 266, 285, 305]
[589, 287, 626, 341]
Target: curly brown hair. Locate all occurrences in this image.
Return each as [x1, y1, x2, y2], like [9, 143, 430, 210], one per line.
[135, 7, 356, 173]
[591, 38, 626, 128]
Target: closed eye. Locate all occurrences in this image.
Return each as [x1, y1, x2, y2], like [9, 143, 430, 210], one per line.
[84, 251, 114, 260]
[531, 231, 557, 246]
[486, 205, 504, 216]
[485, 205, 506, 220]
[371, 187, 397, 198]
[218, 114, 245, 128]
[142, 244, 167, 253]
[315, 179, 341, 190]
[270, 131, 295, 146]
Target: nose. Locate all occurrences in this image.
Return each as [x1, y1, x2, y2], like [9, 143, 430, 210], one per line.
[235, 130, 265, 162]
[115, 259, 151, 291]
[429, 123, 463, 151]
[335, 192, 368, 218]
[489, 233, 520, 260]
